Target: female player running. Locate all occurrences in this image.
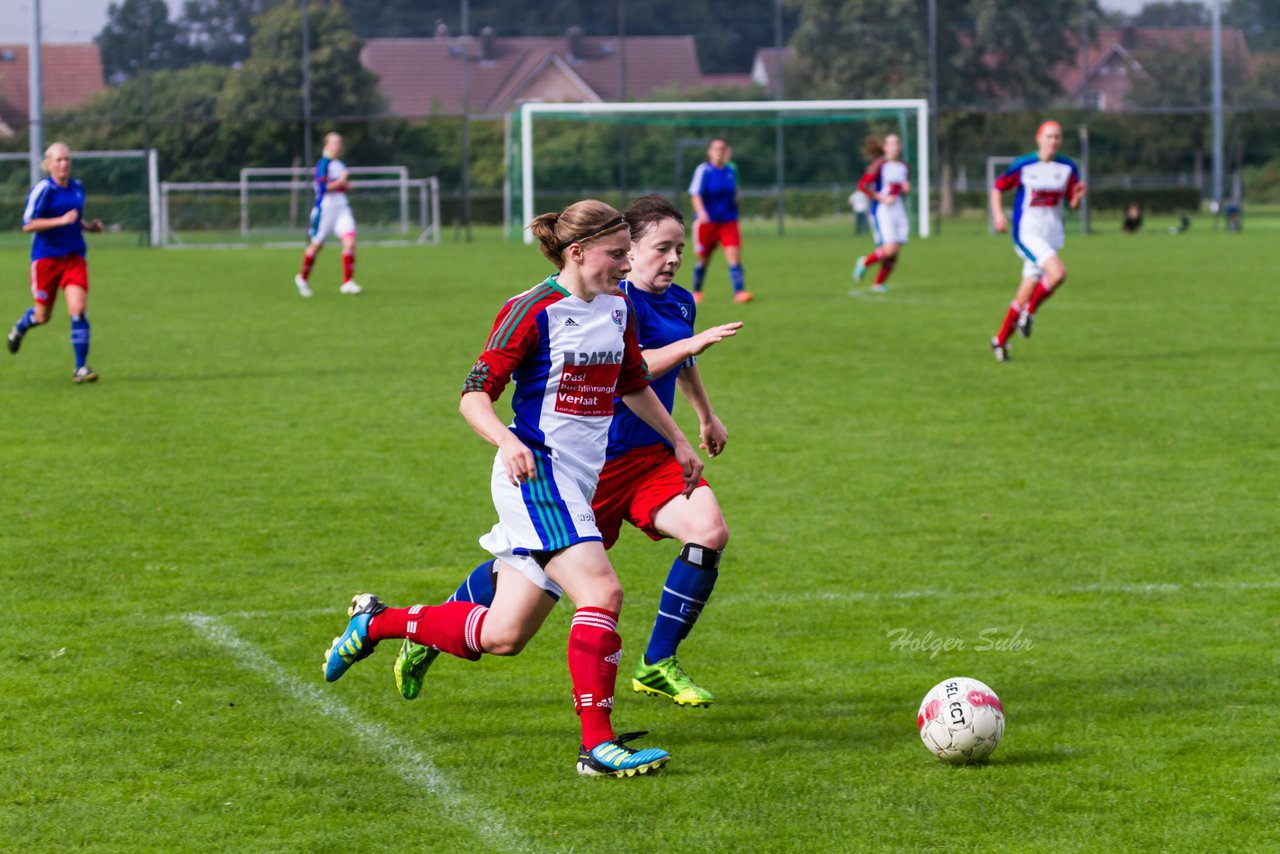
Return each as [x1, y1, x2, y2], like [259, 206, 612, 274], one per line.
[989, 120, 1086, 362]
[394, 195, 743, 710]
[688, 138, 752, 304]
[6, 142, 104, 383]
[295, 132, 361, 297]
[322, 200, 704, 778]
[852, 133, 910, 293]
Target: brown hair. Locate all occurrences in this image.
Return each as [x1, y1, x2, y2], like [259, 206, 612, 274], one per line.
[623, 194, 683, 241]
[528, 199, 627, 269]
[863, 135, 885, 159]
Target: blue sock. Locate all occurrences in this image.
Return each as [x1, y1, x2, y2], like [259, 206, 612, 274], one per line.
[645, 544, 720, 664]
[729, 264, 745, 293]
[693, 262, 706, 291]
[447, 560, 498, 606]
[14, 307, 37, 335]
[70, 313, 90, 369]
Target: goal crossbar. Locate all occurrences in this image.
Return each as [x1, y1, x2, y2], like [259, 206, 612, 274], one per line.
[516, 99, 931, 241]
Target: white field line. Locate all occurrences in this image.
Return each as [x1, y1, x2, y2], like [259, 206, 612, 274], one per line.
[221, 578, 1280, 621]
[182, 613, 539, 854]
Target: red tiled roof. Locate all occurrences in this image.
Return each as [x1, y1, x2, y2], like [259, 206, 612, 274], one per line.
[361, 34, 706, 117]
[1060, 27, 1252, 103]
[0, 44, 105, 126]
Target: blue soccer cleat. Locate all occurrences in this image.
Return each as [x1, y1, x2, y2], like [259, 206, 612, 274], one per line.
[853, 255, 868, 282]
[323, 593, 386, 683]
[576, 731, 670, 778]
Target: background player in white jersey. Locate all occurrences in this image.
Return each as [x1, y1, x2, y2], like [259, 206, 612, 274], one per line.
[320, 200, 705, 778]
[294, 132, 361, 297]
[852, 134, 911, 293]
[989, 121, 1086, 362]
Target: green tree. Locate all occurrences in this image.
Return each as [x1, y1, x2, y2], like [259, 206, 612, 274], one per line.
[96, 0, 190, 82]
[1131, 2, 1211, 27]
[179, 0, 280, 66]
[215, 0, 386, 165]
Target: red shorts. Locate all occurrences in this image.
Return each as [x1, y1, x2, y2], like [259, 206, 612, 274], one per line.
[593, 444, 710, 550]
[695, 221, 741, 257]
[30, 255, 89, 307]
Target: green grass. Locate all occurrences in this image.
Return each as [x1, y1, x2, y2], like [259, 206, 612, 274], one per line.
[2, 218, 1277, 852]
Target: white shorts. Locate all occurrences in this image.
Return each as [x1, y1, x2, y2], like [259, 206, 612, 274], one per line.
[308, 203, 356, 244]
[872, 200, 910, 246]
[477, 449, 603, 597]
[1013, 229, 1063, 280]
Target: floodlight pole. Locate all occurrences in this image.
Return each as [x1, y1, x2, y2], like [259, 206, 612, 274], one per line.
[1211, 0, 1224, 226]
[1078, 0, 1090, 235]
[460, 0, 472, 241]
[927, 0, 939, 234]
[773, 0, 785, 236]
[302, 0, 313, 167]
[28, 0, 43, 187]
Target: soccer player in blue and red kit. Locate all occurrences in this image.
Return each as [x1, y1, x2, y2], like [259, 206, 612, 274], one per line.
[989, 121, 1086, 362]
[294, 132, 361, 297]
[321, 200, 705, 778]
[7, 143, 104, 383]
[392, 195, 744, 709]
[688, 138, 752, 304]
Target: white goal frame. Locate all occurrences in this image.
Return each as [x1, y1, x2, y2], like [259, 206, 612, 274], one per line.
[239, 166, 412, 237]
[0, 149, 160, 244]
[159, 177, 441, 248]
[514, 99, 931, 242]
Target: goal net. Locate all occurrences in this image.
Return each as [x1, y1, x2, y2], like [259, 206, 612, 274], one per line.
[506, 99, 930, 242]
[0, 149, 157, 250]
[158, 168, 440, 248]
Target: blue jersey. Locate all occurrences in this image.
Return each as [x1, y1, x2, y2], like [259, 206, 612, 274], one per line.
[688, 162, 739, 223]
[23, 178, 87, 261]
[606, 281, 697, 458]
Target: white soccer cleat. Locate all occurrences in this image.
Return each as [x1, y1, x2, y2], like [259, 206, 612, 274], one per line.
[340, 281, 363, 295]
[295, 275, 313, 298]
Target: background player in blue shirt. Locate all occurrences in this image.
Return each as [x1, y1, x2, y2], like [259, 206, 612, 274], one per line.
[688, 138, 753, 304]
[7, 142, 103, 383]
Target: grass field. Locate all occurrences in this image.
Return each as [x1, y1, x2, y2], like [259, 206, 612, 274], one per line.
[2, 216, 1277, 852]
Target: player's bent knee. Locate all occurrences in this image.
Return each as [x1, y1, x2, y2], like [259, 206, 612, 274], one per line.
[481, 621, 537, 656]
[685, 519, 729, 551]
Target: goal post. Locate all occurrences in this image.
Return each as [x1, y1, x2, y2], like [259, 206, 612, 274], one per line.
[0, 148, 157, 248]
[510, 99, 931, 243]
[159, 176, 440, 248]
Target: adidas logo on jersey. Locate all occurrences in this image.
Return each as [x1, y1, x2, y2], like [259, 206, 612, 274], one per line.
[563, 317, 579, 327]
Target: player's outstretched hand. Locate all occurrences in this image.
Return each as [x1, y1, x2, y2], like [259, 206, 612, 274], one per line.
[699, 414, 728, 458]
[672, 438, 704, 497]
[688, 322, 743, 358]
[62, 209, 80, 225]
[85, 219, 104, 233]
[499, 432, 537, 486]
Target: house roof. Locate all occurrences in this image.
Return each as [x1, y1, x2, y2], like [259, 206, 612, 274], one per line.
[1061, 26, 1252, 102]
[0, 44, 105, 127]
[361, 33, 706, 117]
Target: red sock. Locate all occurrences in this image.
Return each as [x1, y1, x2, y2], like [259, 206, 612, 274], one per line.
[368, 602, 487, 661]
[568, 608, 621, 750]
[996, 301, 1021, 346]
[875, 258, 896, 285]
[342, 250, 355, 283]
[1026, 280, 1055, 313]
[300, 247, 317, 280]
[863, 248, 884, 267]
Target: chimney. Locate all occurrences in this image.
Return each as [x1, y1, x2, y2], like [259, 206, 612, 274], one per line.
[567, 26, 585, 61]
[480, 26, 496, 61]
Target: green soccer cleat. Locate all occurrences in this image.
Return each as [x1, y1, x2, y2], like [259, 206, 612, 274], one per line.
[632, 656, 715, 708]
[394, 639, 439, 700]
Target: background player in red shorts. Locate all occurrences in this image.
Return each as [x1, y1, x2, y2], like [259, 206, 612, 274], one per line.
[7, 143, 104, 383]
[394, 194, 742, 709]
[688, 138, 752, 304]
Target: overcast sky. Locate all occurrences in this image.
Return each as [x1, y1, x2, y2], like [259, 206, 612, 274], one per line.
[0, 0, 1210, 45]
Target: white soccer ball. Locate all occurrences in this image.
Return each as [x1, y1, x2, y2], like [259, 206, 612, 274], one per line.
[917, 676, 1005, 763]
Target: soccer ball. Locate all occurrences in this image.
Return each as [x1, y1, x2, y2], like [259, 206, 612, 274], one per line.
[917, 677, 1005, 763]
